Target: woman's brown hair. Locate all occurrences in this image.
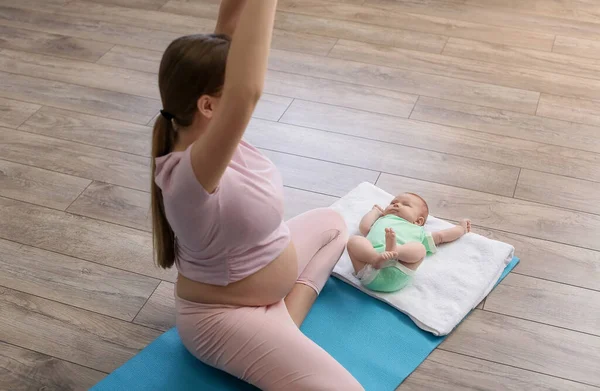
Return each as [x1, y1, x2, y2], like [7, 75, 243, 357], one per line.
[151, 34, 230, 269]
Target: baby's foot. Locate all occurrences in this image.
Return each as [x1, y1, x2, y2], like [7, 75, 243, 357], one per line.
[373, 251, 398, 269]
[460, 219, 471, 234]
[385, 228, 397, 252]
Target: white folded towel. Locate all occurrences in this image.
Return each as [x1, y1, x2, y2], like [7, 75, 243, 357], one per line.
[330, 182, 515, 336]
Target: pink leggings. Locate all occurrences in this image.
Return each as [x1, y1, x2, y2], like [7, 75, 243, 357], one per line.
[175, 208, 363, 390]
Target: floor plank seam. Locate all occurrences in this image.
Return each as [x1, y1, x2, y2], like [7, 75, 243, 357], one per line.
[13, 105, 42, 129]
[326, 38, 339, 57]
[277, 98, 295, 122]
[64, 181, 93, 212]
[535, 92, 542, 115]
[512, 168, 521, 198]
[131, 281, 162, 325]
[407, 95, 419, 119]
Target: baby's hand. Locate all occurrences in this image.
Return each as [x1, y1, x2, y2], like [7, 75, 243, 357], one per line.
[373, 205, 384, 215]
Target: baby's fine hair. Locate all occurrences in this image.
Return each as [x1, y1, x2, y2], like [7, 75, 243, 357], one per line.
[405, 192, 429, 223]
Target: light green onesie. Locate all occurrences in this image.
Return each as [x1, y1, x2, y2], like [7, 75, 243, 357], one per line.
[357, 215, 437, 293]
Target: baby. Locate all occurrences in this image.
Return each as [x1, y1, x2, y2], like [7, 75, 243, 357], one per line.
[347, 192, 471, 293]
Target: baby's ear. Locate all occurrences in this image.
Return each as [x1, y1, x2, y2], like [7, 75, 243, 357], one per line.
[416, 216, 425, 226]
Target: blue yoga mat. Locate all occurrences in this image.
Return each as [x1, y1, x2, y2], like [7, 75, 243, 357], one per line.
[93, 257, 519, 391]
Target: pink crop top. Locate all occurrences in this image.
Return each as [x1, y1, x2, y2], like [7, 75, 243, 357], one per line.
[154, 140, 291, 286]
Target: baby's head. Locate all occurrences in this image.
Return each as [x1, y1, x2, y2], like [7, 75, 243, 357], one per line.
[383, 193, 429, 226]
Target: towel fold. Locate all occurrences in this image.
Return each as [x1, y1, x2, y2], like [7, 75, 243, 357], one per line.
[331, 183, 515, 336]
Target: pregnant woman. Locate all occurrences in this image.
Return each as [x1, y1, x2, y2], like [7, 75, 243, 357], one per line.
[150, 0, 363, 389]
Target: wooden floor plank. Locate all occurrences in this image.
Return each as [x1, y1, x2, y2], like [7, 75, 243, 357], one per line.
[0, 196, 175, 282]
[0, 159, 91, 210]
[0, 5, 180, 52]
[440, 310, 600, 386]
[330, 39, 600, 102]
[366, 0, 600, 43]
[275, 11, 448, 54]
[410, 96, 600, 154]
[246, 118, 520, 196]
[96, 45, 162, 73]
[485, 273, 600, 336]
[281, 99, 600, 184]
[283, 187, 338, 220]
[537, 94, 600, 127]
[268, 49, 540, 114]
[0, 49, 159, 99]
[86, 0, 167, 10]
[133, 281, 175, 331]
[463, 0, 600, 24]
[399, 349, 599, 391]
[0, 341, 106, 391]
[0, 96, 40, 128]
[262, 149, 379, 197]
[443, 37, 600, 81]
[0, 25, 113, 62]
[276, 0, 555, 50]
[476, 228, 600, 292]
[0, 238, 159, 321]
[0, 72, 159, 124]
[19, 106, 151, 156]
[267, 70, 418, 118]
[61, 1, 338, 57]
[67, 181, 151, 231]
[0, 286, 161, 373]
[553, 36, 600, 61]
[515, 169, 600, 216]
[0, 128, 150, 191]
[162, 0, 449, 54]
[376, 173, 600, 251]
[94, 45, 420, 119]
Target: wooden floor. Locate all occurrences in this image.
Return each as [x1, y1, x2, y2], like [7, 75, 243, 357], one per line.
[1, 0, 600, 389]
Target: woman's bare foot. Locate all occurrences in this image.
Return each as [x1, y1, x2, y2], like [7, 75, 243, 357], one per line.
[460, 219, 471, 233]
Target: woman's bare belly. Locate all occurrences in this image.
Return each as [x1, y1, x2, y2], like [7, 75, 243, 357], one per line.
[176, 242, 298, 306]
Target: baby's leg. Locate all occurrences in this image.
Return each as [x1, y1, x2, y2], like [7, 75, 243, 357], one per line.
[347, 235, 397, 273]
[397, 243, 426, 271]
[386, 229, 426, 271]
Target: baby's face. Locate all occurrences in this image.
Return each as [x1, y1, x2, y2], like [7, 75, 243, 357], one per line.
[383, 193, 427, 226]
